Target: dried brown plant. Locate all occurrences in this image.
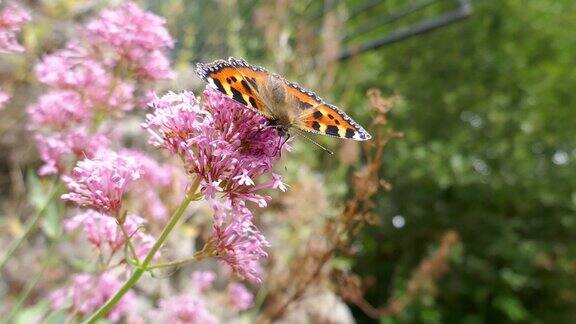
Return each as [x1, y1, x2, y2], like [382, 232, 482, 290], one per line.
[259, 89, 402, 322]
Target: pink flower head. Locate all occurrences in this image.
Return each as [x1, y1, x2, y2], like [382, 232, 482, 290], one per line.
[0, 90, 10, 110]
[85, 1, 174, 80]
[34, 129, 109, 176]
[27, 90, 91, 129]
[61, 151, 141, 215]
[227, 282, 254, 312]
[144, 89, 287, 201]
[145, 89, 289, 283]
[65, 210, 151, 254]
[190, 271, 216, 293]
[36, 43, 108, 90]
[61, 272, 135, 321]
[210, 200, 270, 284]
[35, 43, 136, 113]
[142, 91, 208, 154]
[0, 3, 31, 53]
[157, 294, 217, 324]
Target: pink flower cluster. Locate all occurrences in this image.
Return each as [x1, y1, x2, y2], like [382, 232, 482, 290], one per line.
[50, 272, 135, 322]
[65, 210, 156, 260]
[61, 152, 141, 215]
[143, 89, 288, 204]
[34, 128, 109, 176]
[156, 294, 217, 324]
[28, 1, 174, 176]
[191, 270, 217, 293]
[0, 3, 31, 53]
[227, 282, 254, 312]
[85, 1, 174, 80]
[143, 89, 289, 283]
[211, 199, 270, 283]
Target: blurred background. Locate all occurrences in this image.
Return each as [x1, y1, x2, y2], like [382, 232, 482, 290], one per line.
[1, 0, 575, 323]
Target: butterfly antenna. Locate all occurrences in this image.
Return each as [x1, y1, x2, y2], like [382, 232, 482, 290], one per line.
[292, 129, 334, 155]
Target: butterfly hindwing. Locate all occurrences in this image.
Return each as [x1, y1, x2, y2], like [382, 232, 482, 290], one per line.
[195, 58, 270, 117]
[298, 103, 371, 140]
[282, 77, 371, 140]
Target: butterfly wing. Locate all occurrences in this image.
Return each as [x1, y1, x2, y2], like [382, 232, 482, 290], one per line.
[197, 57, 372, 141]
[195, 57, 271, 118]
[284, 81, 372, 141]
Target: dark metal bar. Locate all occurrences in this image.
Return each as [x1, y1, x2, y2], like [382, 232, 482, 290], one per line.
[338, 0, 473, 61]
[344, 0, 437, 42]
[347, 0, 385, 20]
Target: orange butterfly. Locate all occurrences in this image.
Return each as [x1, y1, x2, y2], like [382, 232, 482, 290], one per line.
[195, 57, 371, 142]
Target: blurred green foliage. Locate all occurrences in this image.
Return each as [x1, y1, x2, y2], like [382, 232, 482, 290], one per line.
[353, 0, 576, 323]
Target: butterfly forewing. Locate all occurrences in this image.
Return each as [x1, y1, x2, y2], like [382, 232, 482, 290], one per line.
[195, 58, 270, 117]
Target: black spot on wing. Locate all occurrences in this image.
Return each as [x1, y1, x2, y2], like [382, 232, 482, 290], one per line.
[335, 120, 340, 125]
[327, 114, 334, 120]
[212, 78, 226, 94]
[248, 96, 257, 108]
[230, 87, 248, 106]
[345, 128, 355, 139]
[325, 125, 340, 137]
[241, 80, 253, 94]
[313, 111, 323, 119]
[231, 76, 237, 82]
[311, 121, 321, 131]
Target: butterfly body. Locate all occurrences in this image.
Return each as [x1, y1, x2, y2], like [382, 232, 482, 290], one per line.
[195, 57, 371, 141]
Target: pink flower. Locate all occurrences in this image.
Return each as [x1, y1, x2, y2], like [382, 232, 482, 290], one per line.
[144, 89, 286, 201]
[27, 90, 91, 129]
[271, 173, 288, 192]
[0, 90, 10, 110]
[157, 294, 217, 324]
[65, 210, 152, 255]
[142, 91, 208, 155]
[35, 43, 136, 114]
[34, 129, 109, 176]
[210, 200, 270, 284]
[227, 282, 254, 312]
[76, 273, 134, 321]
[61, 152, 141, 215]
[0, 3, 31, 53]
[190, 271, 216, 293]
[50, 272, 134, 321]
[85, 1, 174, 80]
[49, 288, 69, 309]
[36, 43, 108, 91]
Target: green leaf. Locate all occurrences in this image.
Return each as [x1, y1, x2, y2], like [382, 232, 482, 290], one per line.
[43, 309, 67, 324]
[26, 169, 45, 210]
[41, 201, 61, 239]
[493, 294, 528, 322]
[14, 301, 49, 324]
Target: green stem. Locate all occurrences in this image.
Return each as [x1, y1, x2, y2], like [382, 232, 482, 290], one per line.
[118, 216, 139, 266]
[82, 177, 202, 324]
[5, 240, 57, 322]
[0, 182, 62, 272]
[148, 248, 212, 270]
